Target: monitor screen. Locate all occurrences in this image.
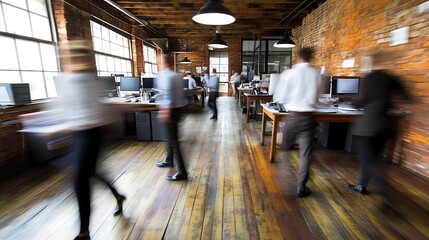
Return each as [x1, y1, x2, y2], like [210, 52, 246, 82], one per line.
[183, 79, 189, 90]
[194, 76, 202, 86]
[120, 77, 140, 91]
[330, 76, 360, 99]
[142, 77, 154, 89]
[92, 76, 118, 97]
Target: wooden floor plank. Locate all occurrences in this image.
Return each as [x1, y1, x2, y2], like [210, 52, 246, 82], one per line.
[1, 97, 429, 240]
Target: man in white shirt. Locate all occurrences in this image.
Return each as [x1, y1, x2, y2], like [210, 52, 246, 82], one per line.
[274, 47, 322, 198]
[230, 71, 240, 98]
[184, 71, 197, 90]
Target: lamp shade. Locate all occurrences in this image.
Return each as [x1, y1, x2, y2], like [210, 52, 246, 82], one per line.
[192, 0, 235, 25]
[273, 30, 296, 48]
[208, 33, 228, 48]
[179, 56, 192, 64]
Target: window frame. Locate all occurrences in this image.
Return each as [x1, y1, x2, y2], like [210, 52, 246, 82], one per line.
[0, 0, 60, 100]
[90, 19, 133, 77]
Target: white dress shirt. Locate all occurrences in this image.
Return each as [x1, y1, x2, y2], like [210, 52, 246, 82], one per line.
[273, 62, 321, 112]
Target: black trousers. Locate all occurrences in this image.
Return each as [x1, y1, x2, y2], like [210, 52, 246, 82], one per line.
[208, 91, 218, 117]
[74, 127, 121, 233]
[358, 134, 389, 195]
[165, 108, 186, 174]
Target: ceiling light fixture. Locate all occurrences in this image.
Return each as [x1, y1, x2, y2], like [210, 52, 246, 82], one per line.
[273, 29, 296, 48]
[208, 28, 228, 48]
[179, 56, 192, 64]
[192, 0, 235, 26]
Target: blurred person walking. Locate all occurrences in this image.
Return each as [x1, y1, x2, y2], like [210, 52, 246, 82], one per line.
[274, 47, 322, 198]
[207, 68, 220, 119]
[348, 51, 413, 207]
[154, 54, 188, 181]
[51, 40, 126, 240]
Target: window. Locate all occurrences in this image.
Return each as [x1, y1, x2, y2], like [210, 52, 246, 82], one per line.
[242, 39, 291, 78]
[143, 44, 157, 75]
[90, 21, 132, 77]
[209, 51, 228, 82]
[0, 0, 59, 100]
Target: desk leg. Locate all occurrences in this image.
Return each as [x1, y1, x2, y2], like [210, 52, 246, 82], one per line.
[261, 110, 267, 145]
[270, 116, 279, 163]
[246, 97, 250, 123]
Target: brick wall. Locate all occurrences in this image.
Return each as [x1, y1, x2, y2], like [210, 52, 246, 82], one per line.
[293, 0, 429, 178]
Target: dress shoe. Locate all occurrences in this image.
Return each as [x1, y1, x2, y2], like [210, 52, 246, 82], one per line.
[156, 161, 173, 168]
[348, 184, 367, 194]
[297, 187, 311, 198]
[113, 194, 126, 216]
[210, 116, 218, 119]
[166, 172, 188, 181]
[74, 232, 90, 240]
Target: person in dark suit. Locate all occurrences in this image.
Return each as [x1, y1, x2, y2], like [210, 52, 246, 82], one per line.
[348, 51, 413, 205]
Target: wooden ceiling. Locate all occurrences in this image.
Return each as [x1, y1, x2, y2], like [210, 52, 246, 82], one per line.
[114, 0, 327, 40]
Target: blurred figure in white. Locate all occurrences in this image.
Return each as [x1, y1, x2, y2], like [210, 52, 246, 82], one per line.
[184, 71, 197, 90]
[47, 40, 125, 240]
[230, 71, 241, 98]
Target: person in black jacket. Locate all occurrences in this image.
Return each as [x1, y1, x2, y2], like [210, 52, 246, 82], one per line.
[348, 51, 413, 205]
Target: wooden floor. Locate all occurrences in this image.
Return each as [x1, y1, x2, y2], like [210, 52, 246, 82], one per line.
[1, 97, 429, 240]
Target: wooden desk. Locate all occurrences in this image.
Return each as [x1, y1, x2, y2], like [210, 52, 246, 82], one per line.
[237, 87, 254, 107]
[260, 104, 358, 163]
[244, 93, 273, 123]
[187, 88, 206, 108]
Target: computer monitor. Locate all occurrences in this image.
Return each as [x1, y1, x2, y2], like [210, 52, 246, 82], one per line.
[194, 76, 202, 86]
[183, 79, 189, 90]
[120, 77, 140, 96]
[92, 76, 118, 97]
[142, 77, 154, 91]
[269, 73, 281, 95]
[330, 76, 360, 100]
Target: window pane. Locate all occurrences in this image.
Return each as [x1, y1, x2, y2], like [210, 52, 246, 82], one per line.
[28, 0, 48, 16]
[16, 40, 42, 70]
[91, 23, 101, 38]
[93, 37, 103, 52]
[0, 36, 19, 70]
[106, 56, 114, 70]
[0, 70, 21, 83]
[114, 58, 121, 72]
[102, 26, 110, 41]
[4, 5, 32, 37]
[40, 43, 58, 71]
[102, 40, 110, 54]
[30, 14, 51, 41]
[3, 0, 27, 9]
[0, 5, 5, 32]
[22, 71, 46, 99]
[44, 72, 58, 97]
[96, 54, 106, 71]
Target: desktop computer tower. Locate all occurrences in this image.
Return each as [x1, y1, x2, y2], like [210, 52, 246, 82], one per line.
[135, 112, 151, 141]
[320, 122, 349, 149]
[150, 111, 166, 141]
[0, 83, 31, 106]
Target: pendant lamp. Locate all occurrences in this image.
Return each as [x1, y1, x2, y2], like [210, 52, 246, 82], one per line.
[179, 56, 192, 64]
[192, 0, 235, 26]
[208, 29, 228, 48]
[273, 29, 296, 48]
